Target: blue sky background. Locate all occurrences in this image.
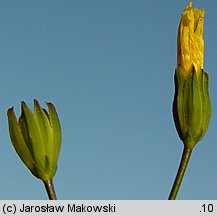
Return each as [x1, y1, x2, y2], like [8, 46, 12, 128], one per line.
[0, 0, 217, 200]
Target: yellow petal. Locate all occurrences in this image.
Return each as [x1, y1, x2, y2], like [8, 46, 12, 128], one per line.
[177, 2, 204, 76]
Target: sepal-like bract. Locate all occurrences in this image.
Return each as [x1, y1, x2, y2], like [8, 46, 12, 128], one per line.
[7, 99, 62, 181]
[173, 67, 211, 149]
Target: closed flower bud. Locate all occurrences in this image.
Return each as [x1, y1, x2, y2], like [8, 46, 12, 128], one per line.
[173, 2, 211, 149]
[7, 99, 62, 181]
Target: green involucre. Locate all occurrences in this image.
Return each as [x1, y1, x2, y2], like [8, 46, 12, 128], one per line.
[173, 67, 211, 149]
[7, 99, 62, 181]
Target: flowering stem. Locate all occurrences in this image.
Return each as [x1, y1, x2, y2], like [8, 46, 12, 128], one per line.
[43, 179, 57, 200]
[168, 146, 193, 200]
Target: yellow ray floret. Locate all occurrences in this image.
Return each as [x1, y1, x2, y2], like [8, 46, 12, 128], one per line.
[177, 2, 204, 76]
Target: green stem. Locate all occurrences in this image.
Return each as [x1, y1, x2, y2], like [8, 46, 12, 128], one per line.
[43, 179, 57, 200]
[168, 146, 193, 200]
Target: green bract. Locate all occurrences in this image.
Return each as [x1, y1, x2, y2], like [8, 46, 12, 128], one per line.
[7, 99, 62, 181]
[173, 67, 211, 149]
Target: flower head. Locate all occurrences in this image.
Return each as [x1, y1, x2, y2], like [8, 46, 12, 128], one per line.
[173, 2, 211, 149]
[177, 1, 204, 76]
[7, 99, 62, 181]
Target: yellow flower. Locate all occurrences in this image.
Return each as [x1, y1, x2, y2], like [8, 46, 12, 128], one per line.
[169, 1, 211, 201]
[177, 1, 204, 76]
[173, 2, 211, 149]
